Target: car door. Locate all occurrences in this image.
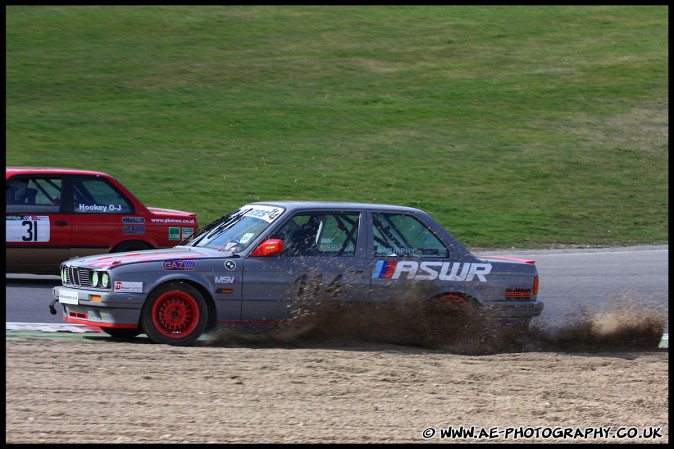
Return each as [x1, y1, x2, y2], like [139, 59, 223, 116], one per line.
[6, 174, 72, 274]
[67, 174, 135, 259]
[241, 211, 369, 323]
[367, 211, 454, 304]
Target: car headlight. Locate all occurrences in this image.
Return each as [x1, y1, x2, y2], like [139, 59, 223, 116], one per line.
[91, 271, 99, 287]
[101, 272, 110, 289]
[61, 267, 67, 283]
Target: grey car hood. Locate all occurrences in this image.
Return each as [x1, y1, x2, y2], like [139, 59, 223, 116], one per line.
[66, 246, 227, 271]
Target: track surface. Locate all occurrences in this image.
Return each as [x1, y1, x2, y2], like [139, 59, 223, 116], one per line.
[5, 338, 668, 443]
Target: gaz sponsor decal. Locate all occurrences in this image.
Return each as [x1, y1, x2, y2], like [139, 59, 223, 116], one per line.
[114, 281, 143, 293]
[6, 215, 51, 242]
[372, 260, 492, 282]
[163, 260, 196, 271]
[83, 251, 205, 270]
[123, 225, 145, 235]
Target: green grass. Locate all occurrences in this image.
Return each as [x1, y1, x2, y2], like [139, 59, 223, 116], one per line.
[6, 6, 668, 248]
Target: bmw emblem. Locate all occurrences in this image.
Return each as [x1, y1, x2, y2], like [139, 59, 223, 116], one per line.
[225, 260, 236, 270]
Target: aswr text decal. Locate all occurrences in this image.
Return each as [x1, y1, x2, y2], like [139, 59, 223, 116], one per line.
[372, 260, 492, 282]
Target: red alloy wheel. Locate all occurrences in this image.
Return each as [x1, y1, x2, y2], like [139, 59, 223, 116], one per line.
[436, 293, 472, 312]
[151, 290, 200, 338]
[425, 293, 476, 346]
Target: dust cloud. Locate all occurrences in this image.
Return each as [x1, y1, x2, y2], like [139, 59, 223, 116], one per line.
[527, 294, 667, 353]
[208, 288, 666, 354]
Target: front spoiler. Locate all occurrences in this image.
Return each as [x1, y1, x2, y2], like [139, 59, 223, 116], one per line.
[60, 304, 141, 328]
[51, 286, 143, 328]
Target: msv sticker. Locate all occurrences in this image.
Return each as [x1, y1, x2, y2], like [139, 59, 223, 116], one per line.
[163, 260, 196, 271]
[215, 276, 241, 284]
[372, 260, 492, 282]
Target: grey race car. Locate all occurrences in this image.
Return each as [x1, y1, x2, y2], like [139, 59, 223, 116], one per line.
[51, 201, 543, 346]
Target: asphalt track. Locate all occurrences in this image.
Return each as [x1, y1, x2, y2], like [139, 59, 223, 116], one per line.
[4, 244, 668, 347]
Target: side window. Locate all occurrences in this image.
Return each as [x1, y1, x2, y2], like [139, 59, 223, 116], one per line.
[6, 176, 63, 213]
[273, 212, 359, 257]
[372, 213, 448, 258]
[317, 214, 359, 256]
[72, 177, 133, 214]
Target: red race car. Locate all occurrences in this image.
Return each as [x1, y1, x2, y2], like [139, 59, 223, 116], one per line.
[6, 167, 198, 274]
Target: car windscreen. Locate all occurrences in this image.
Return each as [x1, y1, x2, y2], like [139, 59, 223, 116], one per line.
[186, 205, 285, 253]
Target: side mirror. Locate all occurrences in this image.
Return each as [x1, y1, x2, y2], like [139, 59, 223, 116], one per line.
[251, 239, 284, 257]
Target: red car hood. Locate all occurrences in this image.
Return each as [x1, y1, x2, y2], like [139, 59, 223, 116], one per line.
[76, 247, 220, 270]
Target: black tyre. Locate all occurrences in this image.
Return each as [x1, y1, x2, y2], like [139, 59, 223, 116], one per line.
[141, 282, 208, 346]
[113, 240, 151, 253]
[101, 327, 142, 339]
[423, 293, 477, 347]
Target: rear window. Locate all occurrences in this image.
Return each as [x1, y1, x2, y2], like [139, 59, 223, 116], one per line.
[6, 176, 63, 214]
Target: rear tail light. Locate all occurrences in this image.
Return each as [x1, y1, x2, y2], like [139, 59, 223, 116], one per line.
[533, 275, 539, 295]
[505, 288, 532, 301]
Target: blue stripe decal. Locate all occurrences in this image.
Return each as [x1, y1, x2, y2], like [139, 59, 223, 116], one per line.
[372, 260, 385, 278]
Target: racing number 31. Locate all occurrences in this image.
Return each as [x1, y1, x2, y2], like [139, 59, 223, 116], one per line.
[6, 216, 51, 243]
[22, 219, 39, 241]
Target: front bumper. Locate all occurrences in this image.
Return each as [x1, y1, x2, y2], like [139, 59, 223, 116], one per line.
[52, 286, 143, 328]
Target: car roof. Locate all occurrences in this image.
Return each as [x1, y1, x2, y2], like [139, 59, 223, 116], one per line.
[249, 200, 424, 214]
[6, 167, 112, 178]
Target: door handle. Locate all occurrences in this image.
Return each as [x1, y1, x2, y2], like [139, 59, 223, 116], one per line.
[55, 221, 68, 226]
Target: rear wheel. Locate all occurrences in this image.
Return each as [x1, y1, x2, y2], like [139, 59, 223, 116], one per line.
[423, 293, 477, 347]
[141, 282, 208, 346]
[101, 327, 141, 339]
